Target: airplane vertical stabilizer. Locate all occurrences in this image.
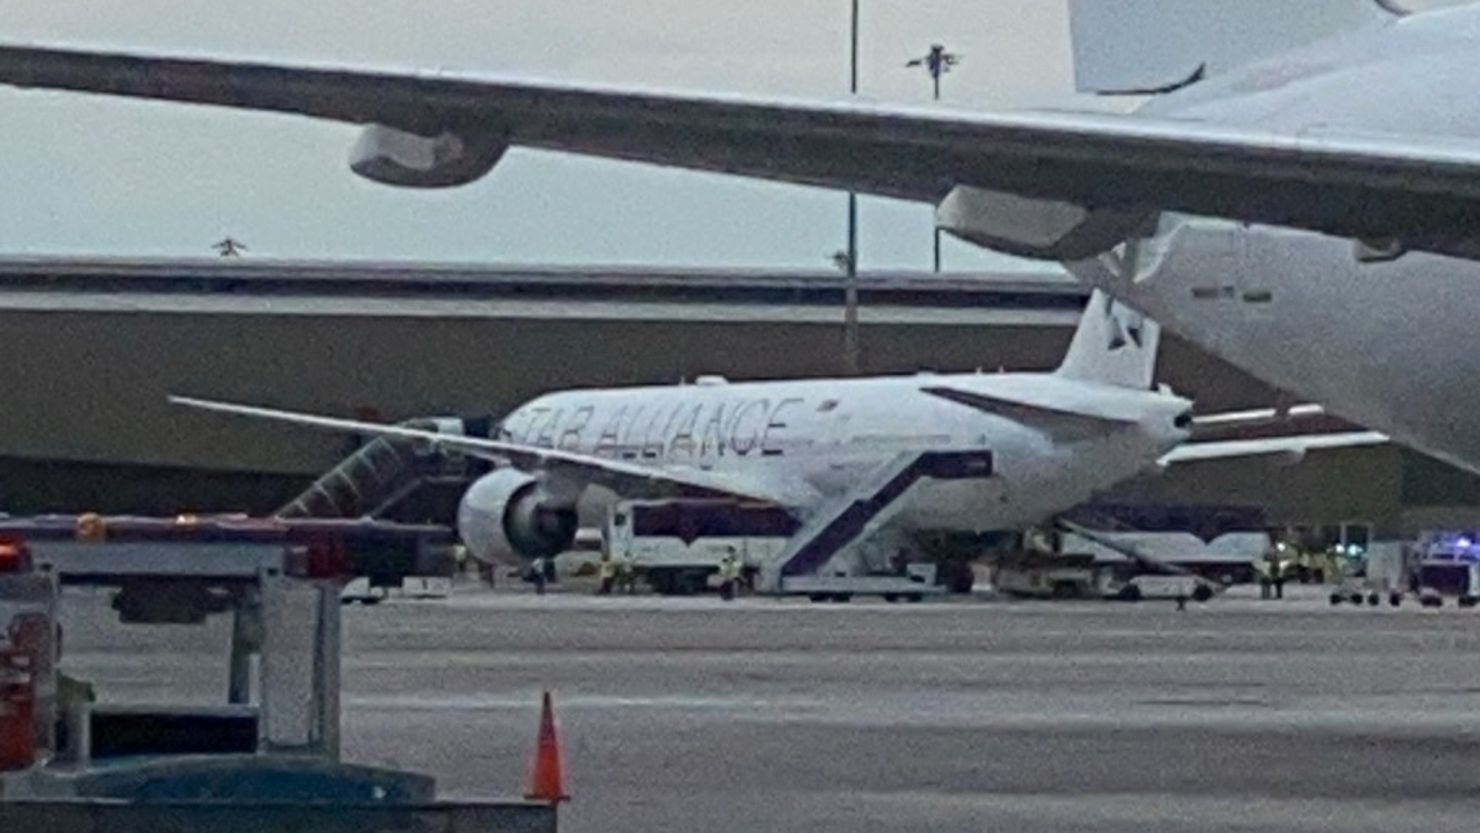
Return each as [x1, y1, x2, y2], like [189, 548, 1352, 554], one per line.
[1055, 290, 1160, 390]
[1068, 0, 1402, 94]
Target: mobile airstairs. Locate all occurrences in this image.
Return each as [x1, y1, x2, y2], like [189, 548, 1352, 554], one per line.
[759, 449, 994, 600]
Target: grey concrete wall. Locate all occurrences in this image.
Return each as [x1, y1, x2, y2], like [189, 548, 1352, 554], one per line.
[4, 308, 1277, 479]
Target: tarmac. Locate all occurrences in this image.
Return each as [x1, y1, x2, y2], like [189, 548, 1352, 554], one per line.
[62, 583, 1480, 832]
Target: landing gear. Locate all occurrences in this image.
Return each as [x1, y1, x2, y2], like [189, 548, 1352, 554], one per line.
[939, 561, 976, 595]
[648, 569, 708, 596]
[807, 593, 854, 604]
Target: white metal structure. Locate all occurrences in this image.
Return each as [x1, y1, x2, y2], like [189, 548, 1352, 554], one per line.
[603, 499, 792, 595]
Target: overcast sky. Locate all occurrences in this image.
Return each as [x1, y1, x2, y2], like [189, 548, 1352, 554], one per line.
[0, 1, 1465, 269]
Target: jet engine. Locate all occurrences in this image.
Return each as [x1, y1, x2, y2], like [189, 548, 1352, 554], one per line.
[936, 184, 1153, 261]
[349, 123, 509, 188]
[456, 469, 578, 564]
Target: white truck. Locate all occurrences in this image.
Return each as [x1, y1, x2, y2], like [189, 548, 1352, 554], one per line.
[604, 499, 795, 595]
[1412, 533, 1480, 608]
[604, 499, 947, 601]
[1060, 529, 1266, 587]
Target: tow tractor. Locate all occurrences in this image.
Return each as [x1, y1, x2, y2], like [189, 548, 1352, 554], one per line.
[0, 514, 556, 832]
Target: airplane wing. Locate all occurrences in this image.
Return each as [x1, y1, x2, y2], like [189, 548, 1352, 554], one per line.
[4, 45, 1480, 258]
[1158, 431, 1388, 466]
[170, 395, 807, 507]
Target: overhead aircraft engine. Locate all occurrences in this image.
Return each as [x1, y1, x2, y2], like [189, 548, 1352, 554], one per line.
[935, 185, 1154, 261]
[349, 123, 509, 188]
[456, 469, 578, 565]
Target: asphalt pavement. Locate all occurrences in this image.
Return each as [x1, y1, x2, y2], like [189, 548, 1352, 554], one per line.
[63, 584, 1480, 832]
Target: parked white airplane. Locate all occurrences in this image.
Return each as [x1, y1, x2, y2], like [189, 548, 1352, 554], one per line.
[0, 0, 1461, 465]
[170, 293, 1379, 584]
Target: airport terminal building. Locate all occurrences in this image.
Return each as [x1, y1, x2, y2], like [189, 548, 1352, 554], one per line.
[1, 256, 1473, 542]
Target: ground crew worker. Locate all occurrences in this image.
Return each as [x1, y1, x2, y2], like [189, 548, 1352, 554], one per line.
[616, 555, 636, 594]
[718, 553, 739, 601]
[1257, 556, 1273, 600]
[530, 556, 548, 596]
[597, 555, 616, 595]
[1271, 556, 1285, 600]
[53, 625, 95, 757]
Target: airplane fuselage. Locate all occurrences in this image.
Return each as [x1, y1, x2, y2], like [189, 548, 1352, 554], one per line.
[1079, 7, 1480, 473]
[497, 372, 1188, 534]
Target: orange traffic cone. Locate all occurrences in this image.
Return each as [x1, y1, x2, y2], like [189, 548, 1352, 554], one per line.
[524, 691, 568, 803]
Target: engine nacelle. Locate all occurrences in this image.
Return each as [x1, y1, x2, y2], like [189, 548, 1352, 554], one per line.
[349, 123, 509, 188]
[457, 469, 577, 564]
[935, 184, 1153, 261]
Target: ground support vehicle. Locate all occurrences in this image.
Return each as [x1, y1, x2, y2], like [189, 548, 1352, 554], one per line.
[0, 515, 554, 832]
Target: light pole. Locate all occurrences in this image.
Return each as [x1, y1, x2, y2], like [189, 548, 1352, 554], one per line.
[907, 44, 961, 272]
[841, 0, 861, 376]
[907, 44, 961, 102]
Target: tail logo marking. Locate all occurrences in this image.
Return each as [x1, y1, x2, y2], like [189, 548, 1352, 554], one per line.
[1104, 295, 1146, 351]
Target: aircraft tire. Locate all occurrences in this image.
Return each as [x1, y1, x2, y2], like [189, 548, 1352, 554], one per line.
[941, 562, 975, 594]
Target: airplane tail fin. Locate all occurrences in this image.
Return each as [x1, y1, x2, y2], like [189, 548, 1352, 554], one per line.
[1068, 0, 1404, 95]
[1055, 290, 1160, 390]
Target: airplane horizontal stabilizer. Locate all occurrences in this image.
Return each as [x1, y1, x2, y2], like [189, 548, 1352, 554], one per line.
[1069, 0, 1401, 93]
[1158, 431, 1388, 466]
[920, 385, 1140, 434]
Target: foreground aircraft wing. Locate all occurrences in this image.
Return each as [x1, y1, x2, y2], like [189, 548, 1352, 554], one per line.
[4, 46, 1480, 257]
[170, 395, 802, 506]
[1159, 431, 1388, 466]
